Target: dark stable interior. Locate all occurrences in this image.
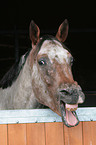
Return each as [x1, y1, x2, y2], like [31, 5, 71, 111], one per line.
[0, 1, 96, 107]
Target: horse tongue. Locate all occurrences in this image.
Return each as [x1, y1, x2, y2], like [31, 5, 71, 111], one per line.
[65, 104, 78, 126]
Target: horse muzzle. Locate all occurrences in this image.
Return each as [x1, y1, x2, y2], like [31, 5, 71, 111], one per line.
[58, 84, 85, 127]
[59, 84, 85, 104]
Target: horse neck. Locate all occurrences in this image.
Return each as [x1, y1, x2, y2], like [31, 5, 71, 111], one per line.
[0, 60, 38, 109]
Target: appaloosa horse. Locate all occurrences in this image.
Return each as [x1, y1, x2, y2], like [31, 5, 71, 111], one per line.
[0, 20, 85, 127]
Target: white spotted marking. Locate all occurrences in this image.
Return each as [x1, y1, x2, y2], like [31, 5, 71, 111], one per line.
[39, 40, 71, 64]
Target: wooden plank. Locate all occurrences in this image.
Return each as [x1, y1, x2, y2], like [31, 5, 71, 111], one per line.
[0, 124, 7, 145]
[83, 121, 96, 145]
[45, 122, 64, 145]
[8, 124, 26, 145]
[27, 123, 45, 145]
[64, 122, 83, 145]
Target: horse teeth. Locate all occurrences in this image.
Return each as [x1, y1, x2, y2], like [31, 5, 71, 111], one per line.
[71, 108, 77, 111]
[74, 108, 77, 111]
[66, 107, 77, 111]
[66, 108, 70, 111]
[70, 108, 74, 111]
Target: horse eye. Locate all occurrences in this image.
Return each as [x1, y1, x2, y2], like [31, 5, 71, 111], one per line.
[38, 60, 46, 66]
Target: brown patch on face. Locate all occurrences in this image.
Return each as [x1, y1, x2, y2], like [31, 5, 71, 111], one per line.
[30, 48, 78, 116]
[37, 54, 56, 85]
[32, 76, 60, 115]
[33, 53, 77, 116]
[28, 44, 42, 69]
[53, 59, 75, 87]
[31, 54, 61, 114]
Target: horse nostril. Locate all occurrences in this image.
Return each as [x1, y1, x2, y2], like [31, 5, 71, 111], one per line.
[60, 90, 69, 95]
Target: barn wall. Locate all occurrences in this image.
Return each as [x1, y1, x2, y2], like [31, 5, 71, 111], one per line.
[0, 108, 96, 145]
[0, 122, 96, 145]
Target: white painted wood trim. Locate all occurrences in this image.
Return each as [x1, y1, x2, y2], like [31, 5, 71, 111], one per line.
[0, 107, 96, 124]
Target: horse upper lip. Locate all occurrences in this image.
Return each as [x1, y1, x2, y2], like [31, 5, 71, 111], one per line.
[59, 87, 85, 104]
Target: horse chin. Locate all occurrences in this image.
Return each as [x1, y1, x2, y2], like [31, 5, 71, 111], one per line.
[60, 101, 79, 127]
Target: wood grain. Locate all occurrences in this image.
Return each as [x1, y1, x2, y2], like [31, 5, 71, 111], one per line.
[83, 121, 96, 145]
[27, 123, 45, 145]
[0, 125, 7, 145]
[45, 122, 64, 145]
[1, 121, 96, 145]
[64, 122, 83, 145]
[8, 124, 26, 145]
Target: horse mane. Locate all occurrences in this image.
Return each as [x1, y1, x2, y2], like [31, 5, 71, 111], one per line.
[0, 50, 30, 89]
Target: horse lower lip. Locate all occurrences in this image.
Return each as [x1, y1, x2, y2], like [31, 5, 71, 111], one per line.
[60, 101, 66, 121]
[60, 101, 79, 127]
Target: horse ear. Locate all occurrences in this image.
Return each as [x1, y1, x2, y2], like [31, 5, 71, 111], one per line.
[29, 20, 40, 46]
[56, 19, 69, 42]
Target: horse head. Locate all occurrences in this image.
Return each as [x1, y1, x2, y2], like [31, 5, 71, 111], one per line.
[28, 20, 85, 127]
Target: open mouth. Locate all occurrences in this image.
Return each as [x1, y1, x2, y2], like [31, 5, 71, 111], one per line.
[60, 101, 79, 127]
